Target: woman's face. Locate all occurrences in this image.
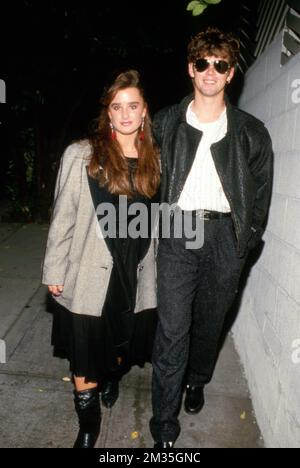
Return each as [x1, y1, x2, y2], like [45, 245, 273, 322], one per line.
[108, 87, 146, 136]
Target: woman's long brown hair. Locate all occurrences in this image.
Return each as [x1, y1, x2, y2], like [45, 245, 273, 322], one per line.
[88, 70, 160, 198]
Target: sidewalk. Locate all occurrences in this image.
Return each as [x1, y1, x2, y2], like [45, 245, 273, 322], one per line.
[0, 223, 263, 448]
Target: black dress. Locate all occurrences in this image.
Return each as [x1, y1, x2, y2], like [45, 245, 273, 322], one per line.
[51, 158, 158, 382]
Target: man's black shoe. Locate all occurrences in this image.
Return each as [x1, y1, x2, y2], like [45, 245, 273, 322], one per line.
[101, 378, 119, 409]
[154, 441, 174, 449]
[184, 385, 205, 414]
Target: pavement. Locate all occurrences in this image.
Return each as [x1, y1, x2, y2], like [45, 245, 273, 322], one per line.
[0, 222, 263, 448]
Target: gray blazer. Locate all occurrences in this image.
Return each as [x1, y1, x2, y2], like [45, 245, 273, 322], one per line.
[42, 140, 157, 317]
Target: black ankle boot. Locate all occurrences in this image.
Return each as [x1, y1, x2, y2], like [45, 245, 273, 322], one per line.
[73, 388, 101, 448]
[184, 385, 205, 414]
[101, 378, 119, 409]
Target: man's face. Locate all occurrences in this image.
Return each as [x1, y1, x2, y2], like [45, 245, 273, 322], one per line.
[188, 55, 235, 98]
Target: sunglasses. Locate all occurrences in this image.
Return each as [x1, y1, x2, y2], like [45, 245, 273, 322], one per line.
[194, 58, 231, 74]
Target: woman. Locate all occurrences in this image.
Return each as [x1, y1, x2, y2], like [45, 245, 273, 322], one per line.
[42, 70, 160, 448]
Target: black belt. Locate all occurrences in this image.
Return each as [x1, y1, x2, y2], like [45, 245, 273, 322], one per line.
[188, 209, 231, 220]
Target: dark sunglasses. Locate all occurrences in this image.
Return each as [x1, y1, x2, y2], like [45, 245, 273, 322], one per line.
[194, 58, 231, 74]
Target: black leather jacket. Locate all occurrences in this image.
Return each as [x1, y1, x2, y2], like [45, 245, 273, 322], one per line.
[153, 94, 273, 257]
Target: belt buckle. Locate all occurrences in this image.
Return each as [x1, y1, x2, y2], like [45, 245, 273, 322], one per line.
[196, 209, 209, 220]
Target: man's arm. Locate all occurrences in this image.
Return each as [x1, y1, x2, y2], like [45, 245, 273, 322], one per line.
[248, 129, 273, 249]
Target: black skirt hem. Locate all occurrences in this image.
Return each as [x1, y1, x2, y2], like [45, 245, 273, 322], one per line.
[51, 301, 157, 383]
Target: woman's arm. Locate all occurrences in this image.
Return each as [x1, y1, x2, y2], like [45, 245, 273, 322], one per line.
[48, 284, 64, 296]
[41, 143, 84, 286]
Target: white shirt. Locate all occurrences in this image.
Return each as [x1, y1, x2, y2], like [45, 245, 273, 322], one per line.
[177, 102, 231, 212]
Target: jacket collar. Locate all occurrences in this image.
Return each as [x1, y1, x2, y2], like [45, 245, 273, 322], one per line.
[178, 94, 194, 122]
[178, 92, 233, 135]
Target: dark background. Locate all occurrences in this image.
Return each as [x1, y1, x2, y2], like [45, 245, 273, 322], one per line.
[0, 0, 257, 220]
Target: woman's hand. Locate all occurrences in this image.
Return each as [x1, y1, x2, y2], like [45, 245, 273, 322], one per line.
[48, 285, 64, 296]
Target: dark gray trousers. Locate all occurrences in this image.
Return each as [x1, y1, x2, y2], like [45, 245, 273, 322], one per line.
[150, 216, 246, 443]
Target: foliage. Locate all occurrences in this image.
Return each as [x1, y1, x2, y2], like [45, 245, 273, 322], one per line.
[6, 128, 36, 221]
[186, 0, 222, 16]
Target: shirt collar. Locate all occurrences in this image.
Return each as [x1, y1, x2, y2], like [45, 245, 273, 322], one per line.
[186, 101, 227, 130]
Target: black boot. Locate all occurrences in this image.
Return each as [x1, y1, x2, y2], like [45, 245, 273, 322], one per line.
[73, 388, 101, 448]
[101, 377, 119, 409]
[184, 385, 205, 414]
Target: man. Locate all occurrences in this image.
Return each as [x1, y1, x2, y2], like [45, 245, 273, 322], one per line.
[150, 27, 273, 448]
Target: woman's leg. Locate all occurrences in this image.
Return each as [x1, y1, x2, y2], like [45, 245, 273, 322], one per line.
[74, 376, 98, 392]
[73, 376, 101, 449]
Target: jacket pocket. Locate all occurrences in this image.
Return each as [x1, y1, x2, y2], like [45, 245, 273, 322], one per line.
[61, 260, 79, 301]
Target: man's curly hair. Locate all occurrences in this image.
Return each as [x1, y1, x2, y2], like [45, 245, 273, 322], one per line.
[187, 27, 240, 67]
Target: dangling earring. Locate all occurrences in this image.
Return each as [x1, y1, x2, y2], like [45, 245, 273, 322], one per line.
[110, 122, 117, 140]
[139, 117, 145, 141]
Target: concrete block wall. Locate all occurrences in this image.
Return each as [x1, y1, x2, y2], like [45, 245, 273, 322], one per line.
[233, 34, 300, 448]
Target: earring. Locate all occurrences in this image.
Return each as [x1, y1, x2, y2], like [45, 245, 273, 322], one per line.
[139, 118, 145, 141]
[110, 122, 117, 140]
